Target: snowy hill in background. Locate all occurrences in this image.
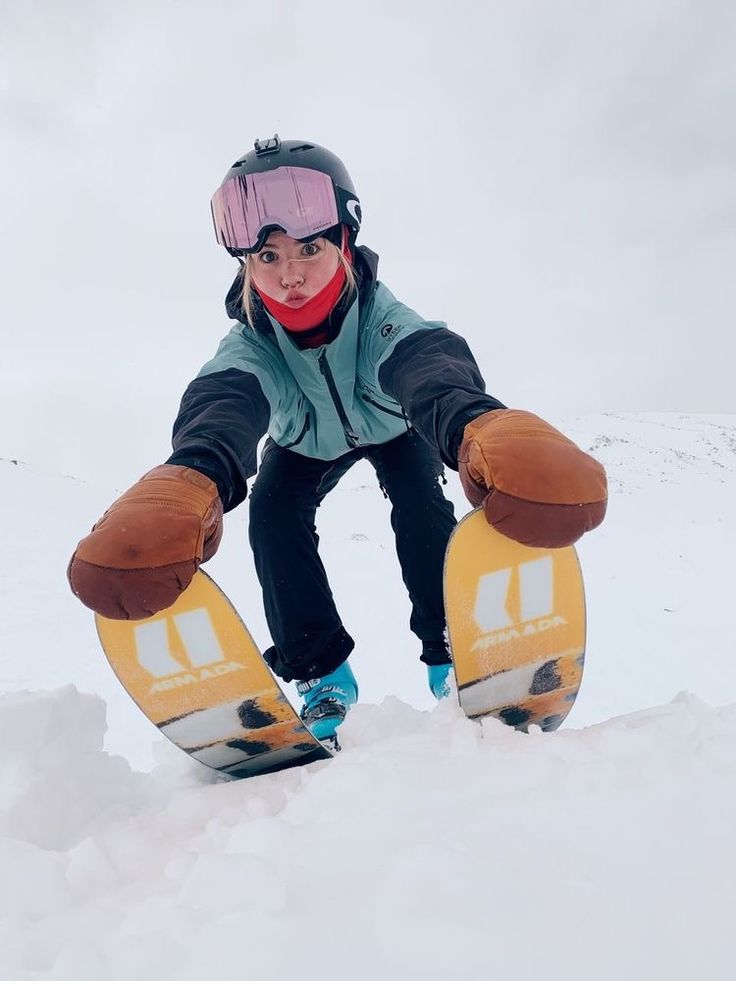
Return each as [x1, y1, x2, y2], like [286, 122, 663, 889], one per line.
[2, 412, 735, 979]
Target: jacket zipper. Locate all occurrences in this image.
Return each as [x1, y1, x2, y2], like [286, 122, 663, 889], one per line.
[281, 414, 310, 449]
[318, 351, 360, 448]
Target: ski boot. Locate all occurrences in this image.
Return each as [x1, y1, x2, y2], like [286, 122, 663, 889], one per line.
[296, 660, 358, 752]
[427, 663, 453, 699]
[423, 640, 453, 699]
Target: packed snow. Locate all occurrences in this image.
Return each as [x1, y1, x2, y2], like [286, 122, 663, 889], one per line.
[1, 413, 735, 980]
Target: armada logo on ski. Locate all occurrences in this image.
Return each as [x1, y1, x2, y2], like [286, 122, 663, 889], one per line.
[148, 660, 246, 694]
[471, 615, 568, 653]
[470, 555, 567, 651]
[131, 606, 240, 693]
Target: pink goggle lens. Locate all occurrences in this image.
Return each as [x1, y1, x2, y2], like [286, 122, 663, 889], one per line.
[211, 166, 339, 252]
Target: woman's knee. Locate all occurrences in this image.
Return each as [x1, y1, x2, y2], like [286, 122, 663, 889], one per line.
[380, 464, 447, 508]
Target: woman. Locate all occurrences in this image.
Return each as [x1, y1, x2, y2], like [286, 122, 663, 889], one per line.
[68, 135, 607, 743]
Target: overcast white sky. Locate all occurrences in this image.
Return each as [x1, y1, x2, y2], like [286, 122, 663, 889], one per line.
[1, 0, 734, 481]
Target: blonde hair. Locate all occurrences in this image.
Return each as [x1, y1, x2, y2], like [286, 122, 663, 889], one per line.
[240, 238, 357, 329]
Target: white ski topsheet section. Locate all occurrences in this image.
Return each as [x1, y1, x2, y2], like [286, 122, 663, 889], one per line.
[2, 412, 735, 980]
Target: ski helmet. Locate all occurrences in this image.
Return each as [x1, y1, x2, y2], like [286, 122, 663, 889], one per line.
[211, 135, 362, 256]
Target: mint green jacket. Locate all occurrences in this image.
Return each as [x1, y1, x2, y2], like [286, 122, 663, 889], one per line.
[198, 282, 447, 461]
[169, 247, 503, 510]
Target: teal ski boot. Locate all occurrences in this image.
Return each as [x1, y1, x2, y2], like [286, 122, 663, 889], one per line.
[423, 640, 453, 700]
[297, 660, 358, 751]
[427, 663, 453, 699]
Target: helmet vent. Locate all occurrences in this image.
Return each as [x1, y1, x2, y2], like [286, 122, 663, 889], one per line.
[290, 143, 315, 153]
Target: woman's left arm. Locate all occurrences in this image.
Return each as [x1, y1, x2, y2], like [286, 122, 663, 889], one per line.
[377, 325, 504, 467]
[378, 325, 607, 548]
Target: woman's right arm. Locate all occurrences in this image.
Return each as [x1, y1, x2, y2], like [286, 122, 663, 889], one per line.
[166, 367, 271, 512]
[68, 359, 272, 620]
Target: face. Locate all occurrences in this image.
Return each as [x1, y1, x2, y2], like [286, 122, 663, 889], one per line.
[249, 230, 340, 307]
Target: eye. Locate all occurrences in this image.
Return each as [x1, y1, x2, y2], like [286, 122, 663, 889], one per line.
[301, 242, 320, 258]
[258, 249, 278, 264]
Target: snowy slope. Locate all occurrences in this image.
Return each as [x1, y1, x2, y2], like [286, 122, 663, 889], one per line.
[1, 412, 736, 980]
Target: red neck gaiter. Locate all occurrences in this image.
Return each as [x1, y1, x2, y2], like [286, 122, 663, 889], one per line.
[254, 263, 347, 332]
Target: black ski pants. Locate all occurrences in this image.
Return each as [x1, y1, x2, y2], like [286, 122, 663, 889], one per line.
[248, 429, 456, 683]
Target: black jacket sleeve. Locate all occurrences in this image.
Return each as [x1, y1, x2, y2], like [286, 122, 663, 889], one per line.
[378, 327, 506, 468]
[166, 368, 270, 511]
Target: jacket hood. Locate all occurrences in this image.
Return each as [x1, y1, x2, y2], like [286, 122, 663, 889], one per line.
[224, 245, 380, 331]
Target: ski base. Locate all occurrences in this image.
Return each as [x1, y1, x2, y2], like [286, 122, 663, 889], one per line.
[96, 571, 332, 779]
[444, 509, 587, 731]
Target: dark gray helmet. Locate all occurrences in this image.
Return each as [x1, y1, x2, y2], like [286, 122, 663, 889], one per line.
[212, 135, 362, 255]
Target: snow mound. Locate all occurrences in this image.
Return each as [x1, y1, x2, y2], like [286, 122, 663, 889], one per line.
[1, 686, 734, 980]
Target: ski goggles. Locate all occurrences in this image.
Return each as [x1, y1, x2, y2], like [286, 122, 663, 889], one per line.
[211, 166, 340, 255]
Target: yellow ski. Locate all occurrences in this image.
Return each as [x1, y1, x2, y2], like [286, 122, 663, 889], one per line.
[96, 571, 331, 778]
[444, 509, 586, 731]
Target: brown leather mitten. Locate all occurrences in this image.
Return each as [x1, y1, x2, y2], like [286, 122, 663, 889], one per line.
[458, 409, 607, 547]
[68, 465, 223, 619]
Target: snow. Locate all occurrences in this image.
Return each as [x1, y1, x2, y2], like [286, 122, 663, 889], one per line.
[2, 413, 736, 979]
[1, 685, 735, 981]
[0, 688, 734, 979]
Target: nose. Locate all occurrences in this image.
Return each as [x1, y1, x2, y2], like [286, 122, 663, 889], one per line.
[280, 261, 305, 288]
